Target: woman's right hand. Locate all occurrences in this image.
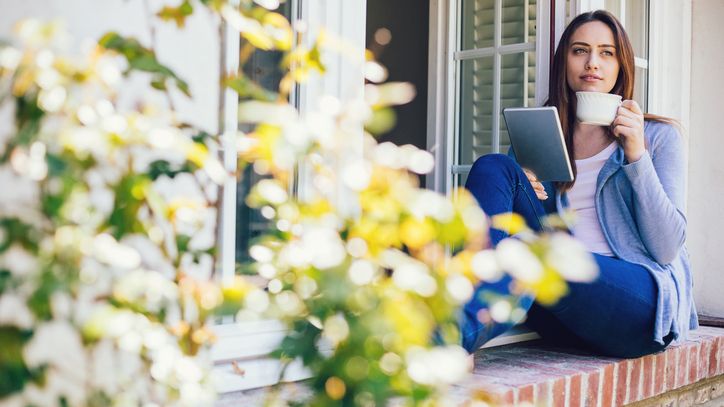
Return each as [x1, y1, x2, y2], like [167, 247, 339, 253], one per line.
[523, 169, 548, 200]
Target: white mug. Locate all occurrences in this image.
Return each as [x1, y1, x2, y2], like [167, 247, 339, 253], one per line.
[575, 91, 623, 126]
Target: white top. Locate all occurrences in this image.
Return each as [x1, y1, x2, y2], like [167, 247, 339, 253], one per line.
[568, 141, 618, 257]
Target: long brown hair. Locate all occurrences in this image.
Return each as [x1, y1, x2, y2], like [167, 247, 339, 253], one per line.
[545, 10, 676, 191]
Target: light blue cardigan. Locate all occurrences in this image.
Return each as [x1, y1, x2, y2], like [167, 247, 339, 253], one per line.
[539, 120, 698, 345]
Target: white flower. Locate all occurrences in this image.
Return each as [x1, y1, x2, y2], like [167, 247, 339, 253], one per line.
[0, 244, 39, 276]
[0, 47, 22, 70]
[0, 294, 34, 328]
[23, 320, 88, 405]
[495, 238, 543, 283]
[392, 260, 437, 297]
[322, 313, 350, 345]
[92, 233, 142, 270]
[38, 86, 66, 113]
[342, 160, 372, 191]
[406, 346, 470, 386]
[545, 233, 598, 282]
[301, 226, 346, 269]
[446, 274, 474, 303]
[255, 179, 288, 204]
[471, 249, 503, 282]
[348, 259, 377, 285]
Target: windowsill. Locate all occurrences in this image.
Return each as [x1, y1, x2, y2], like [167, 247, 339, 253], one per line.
[211, 321, 539, 393]
[215, 326, 724, 406]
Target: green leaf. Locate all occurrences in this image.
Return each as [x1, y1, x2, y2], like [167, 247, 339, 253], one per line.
[0, 327, 35, 398]
[106, 174, 151, 239]
[98, 32, 191, 97]
[156, 1, 194, 28]
[224, 74, 278, 102]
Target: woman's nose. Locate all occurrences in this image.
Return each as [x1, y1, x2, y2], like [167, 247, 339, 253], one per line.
[585, 55, 599, 70]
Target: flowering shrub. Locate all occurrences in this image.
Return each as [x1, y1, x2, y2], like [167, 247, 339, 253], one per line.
[0, 1, 598, 406]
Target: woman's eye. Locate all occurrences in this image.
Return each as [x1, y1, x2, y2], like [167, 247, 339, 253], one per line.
[573, 48, 587, 55]
[602, 50, 614, 56]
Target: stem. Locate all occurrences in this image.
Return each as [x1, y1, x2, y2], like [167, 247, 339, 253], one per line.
[142, 0, 177, 113]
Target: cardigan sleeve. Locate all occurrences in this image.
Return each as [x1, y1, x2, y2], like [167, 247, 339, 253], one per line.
[621, 124, 687, 265]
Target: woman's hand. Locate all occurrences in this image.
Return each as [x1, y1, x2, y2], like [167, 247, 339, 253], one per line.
[523, 168, 548, 200]
[612, 100, 646, 163]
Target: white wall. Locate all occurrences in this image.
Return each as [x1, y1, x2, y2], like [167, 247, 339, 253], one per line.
[0, 0, 220, 133]
[688, 0, 724, 317]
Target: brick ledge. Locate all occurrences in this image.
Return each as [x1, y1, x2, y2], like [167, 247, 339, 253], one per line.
[458, 326, 724, 406]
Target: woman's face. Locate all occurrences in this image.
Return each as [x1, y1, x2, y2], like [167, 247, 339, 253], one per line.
[566, 21, 620, 93]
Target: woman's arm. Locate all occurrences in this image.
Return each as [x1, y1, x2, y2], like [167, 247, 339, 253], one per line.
[622, 124, 687, 264]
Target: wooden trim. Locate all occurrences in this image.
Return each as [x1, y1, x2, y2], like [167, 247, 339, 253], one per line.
[698, 314, 724, 328]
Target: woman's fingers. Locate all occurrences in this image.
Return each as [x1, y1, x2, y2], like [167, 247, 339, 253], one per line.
[523, 168, 547, 200]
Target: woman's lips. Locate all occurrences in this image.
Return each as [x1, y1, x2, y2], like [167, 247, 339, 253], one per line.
[581, 75, 602, 82]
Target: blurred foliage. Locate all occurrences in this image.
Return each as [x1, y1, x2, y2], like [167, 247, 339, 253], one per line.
[0, 1, 596, 406]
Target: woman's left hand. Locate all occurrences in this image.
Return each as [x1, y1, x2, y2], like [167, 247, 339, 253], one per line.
[612, 100, 646, 163]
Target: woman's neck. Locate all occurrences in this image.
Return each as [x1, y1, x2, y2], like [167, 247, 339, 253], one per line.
[573, 122, 615, 160]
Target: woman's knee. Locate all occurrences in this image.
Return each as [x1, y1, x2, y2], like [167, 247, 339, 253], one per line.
[467, 154, 519, 185]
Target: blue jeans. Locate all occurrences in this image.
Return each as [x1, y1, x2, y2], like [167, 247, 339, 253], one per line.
[461, 154, 673, 358]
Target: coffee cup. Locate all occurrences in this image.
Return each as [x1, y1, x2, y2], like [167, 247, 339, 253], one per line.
[575, 91, 622, 126]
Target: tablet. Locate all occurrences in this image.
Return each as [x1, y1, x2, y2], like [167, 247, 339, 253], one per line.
[502, 106, 574, 182]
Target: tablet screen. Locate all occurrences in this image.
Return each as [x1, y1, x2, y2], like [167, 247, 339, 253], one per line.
[502, 107, 574, 182]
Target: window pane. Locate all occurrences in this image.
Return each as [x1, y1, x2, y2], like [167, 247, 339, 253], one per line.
[502, 0, 536, 45]
[634, 66, 648, 112]
[458, 57, 494, 166]
[500, 52, 534, 151]
[625, 0, 649, 58]
[236, 1, 293, 268]
[461, 0, 495, 50]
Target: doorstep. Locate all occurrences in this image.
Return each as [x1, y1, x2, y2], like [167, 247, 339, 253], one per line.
[457, 326, 724, 406]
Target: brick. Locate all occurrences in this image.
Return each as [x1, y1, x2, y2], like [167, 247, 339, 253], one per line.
[688, 344, 700, 384]
[678, 390, 695, 407]
[655, 352, 667, 395]
[615, 362, 628, 407]
[627, 358, 643, 403]
[694, 386, 711, 405]
[585, 370, 600, 407]
[708, 336, 720, 377]
[552, 378, 565, 407]
[698, 341, 711, 381]
[642, 354, 654, 399]
[666, 348, 678, 392]
[602, 364, 614, 407]
[516, 384, 534, 404]
[677, 346, 690, 389]
[568, 374, 582, 407]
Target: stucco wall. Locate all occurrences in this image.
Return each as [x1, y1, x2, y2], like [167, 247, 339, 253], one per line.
[0, 0, 220, 133]
[688, 0, 724, 317]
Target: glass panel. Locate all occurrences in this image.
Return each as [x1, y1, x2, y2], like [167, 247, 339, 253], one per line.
[458, 57, 494, 166]
[499, 52, 534, 152]
[625, 0, 648, 58]
[236, 1, 293, 268]
[461, 0, 495, 50]
[634, 66, 648, 112]
[502, 0, 536, 45]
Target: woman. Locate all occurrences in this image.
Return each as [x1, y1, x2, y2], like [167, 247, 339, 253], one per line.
[461, 10, 698, 358]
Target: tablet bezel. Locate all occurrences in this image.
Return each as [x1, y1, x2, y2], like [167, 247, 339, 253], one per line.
[502, 106, 574, 182]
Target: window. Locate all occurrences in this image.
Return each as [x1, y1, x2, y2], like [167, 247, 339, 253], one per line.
[600, 0, 650, 110]
[450, 0, 549, 190]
